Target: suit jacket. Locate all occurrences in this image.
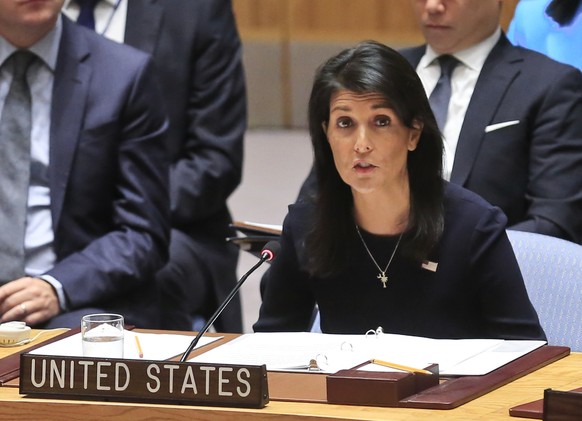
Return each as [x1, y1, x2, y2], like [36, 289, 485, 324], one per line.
[400, 34, 582, 243]
[123, 0, 246, 331]
[124, 0, 244, 235]
[46, 17, 170, 327]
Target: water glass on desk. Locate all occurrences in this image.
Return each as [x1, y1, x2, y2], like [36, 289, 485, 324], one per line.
[81, 313, 124, 358]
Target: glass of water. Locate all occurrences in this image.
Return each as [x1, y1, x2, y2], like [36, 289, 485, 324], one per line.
[81, 313, 124, 358]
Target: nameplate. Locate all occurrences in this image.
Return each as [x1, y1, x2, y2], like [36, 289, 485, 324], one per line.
[19, 354, 269, 408]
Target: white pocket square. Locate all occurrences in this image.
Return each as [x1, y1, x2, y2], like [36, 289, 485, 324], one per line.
[485, 120, 520, 133]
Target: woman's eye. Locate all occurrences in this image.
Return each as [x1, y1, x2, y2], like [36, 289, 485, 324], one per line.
[375, 116, 391, 126]
[336, 118, 352, 128]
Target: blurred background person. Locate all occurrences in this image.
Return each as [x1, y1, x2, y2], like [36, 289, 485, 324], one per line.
[63, 0, 247, 332]
[508, 0, 582, 71]
[255, 41, 545, 341]
[0, 0, 169, 328]
[298, 0, 582, 244]
[402, 0, 582, 243]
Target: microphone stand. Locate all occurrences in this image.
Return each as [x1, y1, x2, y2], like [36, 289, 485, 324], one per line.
[179, 251, 271, 363]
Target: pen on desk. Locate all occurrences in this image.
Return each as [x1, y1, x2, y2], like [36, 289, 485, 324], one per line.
[134, 335, 143, 358]
[369, 359, 432, 375]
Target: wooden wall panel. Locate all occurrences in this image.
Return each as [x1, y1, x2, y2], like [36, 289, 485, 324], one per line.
[233, 0, 520, 44]
[288, 0, 421, 44]
[232, 0, 287, 40]
[232, 0, 521, 128]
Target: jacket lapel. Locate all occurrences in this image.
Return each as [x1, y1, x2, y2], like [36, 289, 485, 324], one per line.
[451, 35, 523, 184]
[400, 45, 426, 68]
[124, 0, 163, 54]
[50, 18, 92, 229]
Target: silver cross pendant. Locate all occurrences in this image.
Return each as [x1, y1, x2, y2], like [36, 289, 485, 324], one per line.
[377, 272, 388, 288]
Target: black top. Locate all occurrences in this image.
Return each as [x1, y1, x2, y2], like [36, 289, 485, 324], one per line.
[254, 182, 546, 341]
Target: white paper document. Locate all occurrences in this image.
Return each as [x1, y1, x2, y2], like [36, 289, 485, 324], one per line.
[30, 331, 221, 361]
[188, 332, 545, 376]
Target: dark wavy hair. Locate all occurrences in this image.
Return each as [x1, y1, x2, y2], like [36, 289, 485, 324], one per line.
[306, 41, 444, 278]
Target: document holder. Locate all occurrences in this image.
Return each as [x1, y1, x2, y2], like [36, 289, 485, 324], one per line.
[509, 386, 582, 419]
[326, 362, 439, 407]
[543, 388, 582, 421]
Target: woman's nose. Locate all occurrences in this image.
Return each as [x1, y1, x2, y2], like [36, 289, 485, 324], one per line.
[354, 127, 373, 153]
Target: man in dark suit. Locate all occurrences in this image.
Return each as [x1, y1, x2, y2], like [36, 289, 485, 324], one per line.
[63, 0, 246, 332]
[299, 0, 582, 243]
[403, 0, 582, 243]
[0, 0, 169, 328]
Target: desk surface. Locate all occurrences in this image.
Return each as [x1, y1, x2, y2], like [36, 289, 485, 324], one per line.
[1, 331, 581, 421]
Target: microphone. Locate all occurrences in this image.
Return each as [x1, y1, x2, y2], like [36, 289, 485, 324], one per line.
[179, 240, 281, 362]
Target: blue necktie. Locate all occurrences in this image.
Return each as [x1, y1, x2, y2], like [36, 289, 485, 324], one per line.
[0, 51, 37, 282]
[429, 55, 459, 132]
[76, 0, 100, 30]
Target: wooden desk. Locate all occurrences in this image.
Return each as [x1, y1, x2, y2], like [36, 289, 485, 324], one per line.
[1, 332, 581, 420]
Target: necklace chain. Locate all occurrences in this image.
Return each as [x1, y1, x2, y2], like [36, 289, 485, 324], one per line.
[355, 225, 403, 288]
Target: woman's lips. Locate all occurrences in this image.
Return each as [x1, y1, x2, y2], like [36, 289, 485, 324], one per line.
[353, 161, 376, 173]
